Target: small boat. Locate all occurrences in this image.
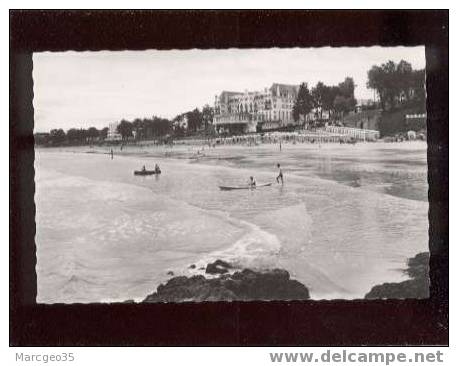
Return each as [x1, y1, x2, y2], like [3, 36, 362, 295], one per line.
[219, 182, 273, 191]
[134, 170, 161, 176]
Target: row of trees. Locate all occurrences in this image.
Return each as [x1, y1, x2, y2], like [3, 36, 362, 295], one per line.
[292, 77, 357, 123]
[292, 60, 425, 123]
[36, 104, 215, 146]
[116, 116, 173, 140]
[172, 105, 214, 134]
[367, 60, 425, 111]
[36, 126, 110, 146]
[116, 105, 215, 140]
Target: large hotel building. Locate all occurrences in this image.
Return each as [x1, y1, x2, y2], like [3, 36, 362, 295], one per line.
[213, 83, 301, 134]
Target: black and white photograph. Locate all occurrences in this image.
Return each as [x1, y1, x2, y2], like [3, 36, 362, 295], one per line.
[9, 9, 449, 350]
[32, 46, 430, 304]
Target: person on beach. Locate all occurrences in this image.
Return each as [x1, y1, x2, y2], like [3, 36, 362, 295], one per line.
[276, 163, 284, 184]
[154, 164, 161, 174]
[142, 165, 146, 172]
[249, 176, 257, 188]
[110, 148, 113, 160]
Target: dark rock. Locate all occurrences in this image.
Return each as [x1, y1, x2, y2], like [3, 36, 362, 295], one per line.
[189, 264, 196, 269]
[365, 278, 429, 299]
[365, 252, 430, 299]
[405, 252, 429, 279]
[166, 270, 174, 276]
[143, 264, 310, 303]
[227, 268, 306, 300]
[205, 259, 232, 274]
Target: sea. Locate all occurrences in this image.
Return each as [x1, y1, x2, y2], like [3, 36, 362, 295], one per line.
[35, 142, 429, 303]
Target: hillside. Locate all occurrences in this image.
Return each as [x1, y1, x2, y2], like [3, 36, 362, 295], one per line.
[342, 109, 381, 130]
[378, 102, 426, 137]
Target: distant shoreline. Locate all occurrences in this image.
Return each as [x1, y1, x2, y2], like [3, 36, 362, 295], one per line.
[36, 139, 427, 155]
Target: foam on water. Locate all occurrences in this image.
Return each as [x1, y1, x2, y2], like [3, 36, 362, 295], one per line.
[190, 221, 282, 274]
[36, 165, 249, 303]
[35, 145, 429, 302]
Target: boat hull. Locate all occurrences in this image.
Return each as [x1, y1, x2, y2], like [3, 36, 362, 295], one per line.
[134, 171, 161, 176]
[219, 183, 272, 191]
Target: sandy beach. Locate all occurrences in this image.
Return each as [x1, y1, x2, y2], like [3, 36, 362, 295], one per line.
[35, 140, 428, 303]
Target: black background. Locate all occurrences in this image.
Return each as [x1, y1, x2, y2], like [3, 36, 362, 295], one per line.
[10, 10, 448, 346]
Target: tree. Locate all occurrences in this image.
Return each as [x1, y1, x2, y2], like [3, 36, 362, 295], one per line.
[87, 127, 99, 140]
[338, 77, 356, 99]
[367, 60, 421, 111]
[202, 105, 214, 133]
[187, 108, 203, 132]
[66, 128, 80, 142]
[411, 69, 426, 107]
[382, 61, 400, 109]
[132, 118, 144, 140]
[117, 119, 133, 140]
[292, 103, 300, 122]
[335, 77, 357, 116]
[311, 81, 328, 120]
[49, 129, 66, 145]
[333, 95, 350, 117]
[292, 82, 314, 123]
[397, 60, 414, 102]
[100, 127, 109, 140]
[367, 65, 386, 109]
[151, 117, 172, 137]
[324, 86, 340, 118]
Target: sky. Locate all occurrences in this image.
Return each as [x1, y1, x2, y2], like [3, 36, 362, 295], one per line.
[33, 47, 425, 132]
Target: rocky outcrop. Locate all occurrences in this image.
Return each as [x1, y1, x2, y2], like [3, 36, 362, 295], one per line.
[365, 252, 430, 299]
[143, 263, 310, 302]
[205, 259, 232, 274]
[404, 252, 429, 279]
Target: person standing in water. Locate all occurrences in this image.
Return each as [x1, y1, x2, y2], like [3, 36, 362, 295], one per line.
[276, 163, 284, 184]
[110, 148, 113, 160]
[249, 176, 257, 188]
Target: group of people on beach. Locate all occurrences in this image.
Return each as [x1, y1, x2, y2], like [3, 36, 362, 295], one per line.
[249, 163, 283, 188]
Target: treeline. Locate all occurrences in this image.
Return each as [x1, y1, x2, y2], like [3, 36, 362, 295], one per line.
[35, 105, 215, 146]
[292, 77, 358, 123]
[35, 126, 109, 146]
[172, 105, 214, 135]
[117, 117, 172, 140]
[116, 105, 214, 140]
[367, 60, 425, 111]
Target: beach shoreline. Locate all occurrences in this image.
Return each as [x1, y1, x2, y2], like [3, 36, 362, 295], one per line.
[37, 139, 428, 160]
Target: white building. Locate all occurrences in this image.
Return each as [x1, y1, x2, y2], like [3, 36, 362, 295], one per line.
[179, 114, 189, 129]
[106, 122, 122, 141]
[213, 83, 299, 134]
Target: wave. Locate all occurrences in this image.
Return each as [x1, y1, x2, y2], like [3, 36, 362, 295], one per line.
[191, 221, 282, 273]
